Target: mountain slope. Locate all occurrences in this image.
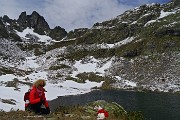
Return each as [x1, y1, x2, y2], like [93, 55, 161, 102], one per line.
[0, 0, 179, 111]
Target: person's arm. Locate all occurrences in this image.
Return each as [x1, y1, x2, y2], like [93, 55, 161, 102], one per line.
[42, 92, 49, 108]
[42, 92, 50, 113]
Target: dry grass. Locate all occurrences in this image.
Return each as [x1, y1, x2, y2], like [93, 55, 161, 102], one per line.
[0, 101, 144, 120]
[0, 110, 143, 120]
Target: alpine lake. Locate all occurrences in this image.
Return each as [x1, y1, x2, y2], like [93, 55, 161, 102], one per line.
[49, 90, 180, 120]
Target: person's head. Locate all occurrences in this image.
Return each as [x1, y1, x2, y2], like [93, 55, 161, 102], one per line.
[33, 79, 46, 90]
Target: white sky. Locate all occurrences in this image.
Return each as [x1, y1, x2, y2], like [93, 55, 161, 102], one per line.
[0, 0, 170, 31]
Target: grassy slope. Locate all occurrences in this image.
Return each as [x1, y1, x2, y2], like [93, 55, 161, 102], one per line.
[0, 100, 144, 120]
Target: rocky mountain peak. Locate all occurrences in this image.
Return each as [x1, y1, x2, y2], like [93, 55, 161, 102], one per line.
[17, 11, 50, 35]
[2, 15, 12, 24]
[18, 11, 27, 20]
[49, 26, 67, 40]
[0, 11, 68, 41]
[31, 11, 40, 18]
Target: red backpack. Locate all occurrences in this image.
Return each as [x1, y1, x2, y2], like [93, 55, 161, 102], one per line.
[24, 89, 31, 107]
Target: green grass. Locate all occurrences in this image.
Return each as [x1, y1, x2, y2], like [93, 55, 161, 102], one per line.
[65, 72, 116, 86]
[0, 100, 143, 120]
[49, 64, 71, 70]
[76, 72, 105, 83]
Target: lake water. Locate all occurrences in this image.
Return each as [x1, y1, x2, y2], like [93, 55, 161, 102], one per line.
[49, 90, 180, 120]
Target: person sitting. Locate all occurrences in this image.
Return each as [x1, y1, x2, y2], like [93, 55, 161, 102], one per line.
[25, 79, 50, 115]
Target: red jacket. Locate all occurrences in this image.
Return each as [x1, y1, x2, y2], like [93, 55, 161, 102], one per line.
[29, 86, 49, 108]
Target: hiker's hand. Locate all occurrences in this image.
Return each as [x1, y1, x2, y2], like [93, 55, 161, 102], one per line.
[40, 98, 45, 104]
[46, 107, 50, 114]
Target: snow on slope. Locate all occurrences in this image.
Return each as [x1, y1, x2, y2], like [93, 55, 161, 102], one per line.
[0, 27, 138, 112]
[0, 55, 107, 111]
[144, 10, 178, 26]
[0, 39, 26, 58]
[72, 56, 112, 77]
[16, 27, 59, 44]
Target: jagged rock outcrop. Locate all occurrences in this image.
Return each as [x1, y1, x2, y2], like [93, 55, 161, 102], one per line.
[0, 11, 68, 41]
[0, 18, 21, 41]
[0, 19, 9, 38]
[17, 11, 50, 35]
[49, 26, 67, 40]
[2, 15, 13, 24]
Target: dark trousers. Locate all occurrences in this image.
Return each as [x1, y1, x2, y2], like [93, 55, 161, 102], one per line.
[26, 102, 50, 115]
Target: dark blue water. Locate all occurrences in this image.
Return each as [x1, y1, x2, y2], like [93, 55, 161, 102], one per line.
[49, 90, 180, 120]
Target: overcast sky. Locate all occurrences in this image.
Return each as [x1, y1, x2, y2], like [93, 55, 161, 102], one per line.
[0, 0, 171, 31]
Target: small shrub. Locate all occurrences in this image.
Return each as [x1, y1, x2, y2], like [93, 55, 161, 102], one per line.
[49, 64, 71, 70]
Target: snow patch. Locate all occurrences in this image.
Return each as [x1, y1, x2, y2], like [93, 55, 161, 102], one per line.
[16, 28, 53, 44]
[144, 10, 176, 27]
